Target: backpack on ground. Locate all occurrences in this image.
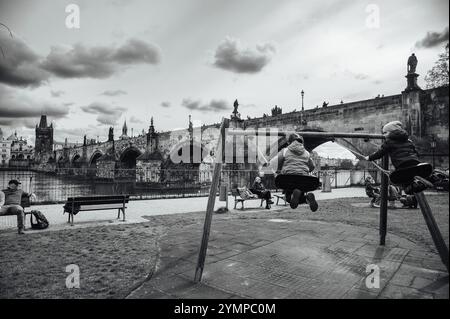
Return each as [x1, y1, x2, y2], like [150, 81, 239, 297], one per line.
[30, 210, 49, 230]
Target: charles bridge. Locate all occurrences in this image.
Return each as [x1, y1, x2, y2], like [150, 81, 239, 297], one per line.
[33, 68, 449, 181]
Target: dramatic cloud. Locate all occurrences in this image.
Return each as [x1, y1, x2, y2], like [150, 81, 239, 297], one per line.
[0, 34, 161, 87]
[181, 98, 228, 112]
[415, 27, 449, 48]
[0, 85, 69, 135]
[0, 85, 69, 119]
[212, 37, 276, 74]
[0, 118, 36, 130]
[51, 90, 65, 97]
[101, 89, 127, 96]
[0, 33, 49, 87]
[41, 38, 161, 79]
[81, 102, 127, 125]
[112, 39, 161, 64]
[161, 101, 171, 108]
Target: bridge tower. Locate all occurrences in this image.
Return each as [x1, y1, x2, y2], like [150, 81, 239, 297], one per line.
[35, 115, 53, 158]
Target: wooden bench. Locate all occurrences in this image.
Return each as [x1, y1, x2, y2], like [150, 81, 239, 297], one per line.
[63, 195, 130, 226]
[231, 188, 264, 210]
[274, 194, 287, 206]
[0, 195, 34, 229]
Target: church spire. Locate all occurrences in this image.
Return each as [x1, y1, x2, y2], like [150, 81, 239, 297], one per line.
[38, 115, 48, 128]
[122, 120, 128, 136]
[149, 116, 155, 135]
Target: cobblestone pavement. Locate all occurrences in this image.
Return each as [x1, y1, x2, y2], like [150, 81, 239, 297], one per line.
[1, 194, 448, 299]
[128, 194, 449, 299]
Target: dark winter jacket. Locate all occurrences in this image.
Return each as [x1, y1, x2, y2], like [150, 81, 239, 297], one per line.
[368, 129, 419, 169]
[251, 179, 266, 192]
[1, 188, 29, 206]
[269, 141, 315, 175]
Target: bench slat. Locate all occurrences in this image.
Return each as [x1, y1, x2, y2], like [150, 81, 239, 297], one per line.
[79, 203, 127, 210]
[68, 201, 129, 206]
[66, 196, 129, 202]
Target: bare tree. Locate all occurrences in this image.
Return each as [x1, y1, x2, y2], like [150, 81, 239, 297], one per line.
[425, 42, 449, 89]
[0, 22, 14, 58]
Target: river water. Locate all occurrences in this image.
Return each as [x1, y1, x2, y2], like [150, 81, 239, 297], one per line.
[0, 169, 210, 203]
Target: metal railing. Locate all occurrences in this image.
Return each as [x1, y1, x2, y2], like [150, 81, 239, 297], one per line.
[0, 167, 378, 204]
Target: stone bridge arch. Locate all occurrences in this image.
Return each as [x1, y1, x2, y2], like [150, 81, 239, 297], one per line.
[71, 153, 82, 167]
[89, 150, 104, 167]
[119, 146, 142, 168]
[266, 134, 380, 160]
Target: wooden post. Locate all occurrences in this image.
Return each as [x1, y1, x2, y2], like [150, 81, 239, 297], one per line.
[379, 154, 389, 245]
[194, 118, 228, 282]
[415, 191, 449, 272]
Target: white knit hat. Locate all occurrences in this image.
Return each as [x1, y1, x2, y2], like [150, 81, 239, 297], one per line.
[382, 121, 403, 134]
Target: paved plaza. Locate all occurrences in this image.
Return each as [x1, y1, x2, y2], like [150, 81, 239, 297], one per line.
[127, 203, 449, 299]
[1, 189, 447, 299]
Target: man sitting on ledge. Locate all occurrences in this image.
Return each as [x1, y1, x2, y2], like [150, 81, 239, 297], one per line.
[0, 179, 36, 234]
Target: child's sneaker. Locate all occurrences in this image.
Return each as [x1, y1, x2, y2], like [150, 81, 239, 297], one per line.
[290, 189, 301, 209]
[306, 193, 318, 212]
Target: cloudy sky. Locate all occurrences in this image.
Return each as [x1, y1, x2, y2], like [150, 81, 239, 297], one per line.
[0, 0, 448, 157]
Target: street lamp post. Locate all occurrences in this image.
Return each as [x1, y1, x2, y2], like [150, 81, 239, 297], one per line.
[301, 90, 304, 111]
[431, 137, 436, 168]
[300, 90, 306, 125]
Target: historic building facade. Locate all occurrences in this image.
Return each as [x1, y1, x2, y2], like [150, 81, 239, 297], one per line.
[0, 128, 12, 167]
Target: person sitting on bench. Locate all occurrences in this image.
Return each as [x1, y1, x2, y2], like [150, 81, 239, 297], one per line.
[365, 176, 415, 208]
[364, 120, 432, 193]
[0, 179, 36, 234]
[250, 176, 274, 209]
[268, 133, 318, 211]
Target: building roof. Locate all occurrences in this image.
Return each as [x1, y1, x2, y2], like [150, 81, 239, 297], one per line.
[6, 132, 18, 141]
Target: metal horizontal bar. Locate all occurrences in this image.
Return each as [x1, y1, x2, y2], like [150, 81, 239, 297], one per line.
[227, 130, 385, 140]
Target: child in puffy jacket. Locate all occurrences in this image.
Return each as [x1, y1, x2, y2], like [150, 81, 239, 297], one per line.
[364, 120, 432, 193]
[268, 133, 318, 211]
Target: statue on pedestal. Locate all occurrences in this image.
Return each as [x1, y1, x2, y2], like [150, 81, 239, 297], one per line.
[231, 99, 241, 120]
[407, 53, 418, 74]
[404, 53, 421, 92]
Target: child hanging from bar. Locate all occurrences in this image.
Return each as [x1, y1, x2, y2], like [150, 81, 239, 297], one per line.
[266, 133, 318, 211]
[363, 120, 433, 193]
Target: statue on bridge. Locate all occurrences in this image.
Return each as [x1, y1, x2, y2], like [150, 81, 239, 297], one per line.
[405, 53, 421, 92]
[231, 99, 241, 120]
[407, 53, 418, 74]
